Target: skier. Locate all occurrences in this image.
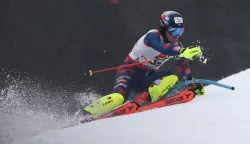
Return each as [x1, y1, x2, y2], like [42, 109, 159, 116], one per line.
[84, 11, 205, 117]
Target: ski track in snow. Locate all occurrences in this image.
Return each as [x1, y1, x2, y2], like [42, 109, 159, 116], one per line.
[0, 79, 99, 144]
[7, 68, 250, 144]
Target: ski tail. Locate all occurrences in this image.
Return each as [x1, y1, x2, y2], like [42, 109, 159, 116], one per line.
[95, 90, 195, 120]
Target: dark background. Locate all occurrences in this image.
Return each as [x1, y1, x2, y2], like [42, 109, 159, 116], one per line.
[0, 0, 249, 94]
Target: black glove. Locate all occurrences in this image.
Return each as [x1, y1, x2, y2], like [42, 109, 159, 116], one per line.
[188, 82, 205, 96]
[187, 77, 205, 96]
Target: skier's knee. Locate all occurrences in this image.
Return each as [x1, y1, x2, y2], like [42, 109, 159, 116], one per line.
[148, 75, 178, 102]
[160, 68, 174, 76]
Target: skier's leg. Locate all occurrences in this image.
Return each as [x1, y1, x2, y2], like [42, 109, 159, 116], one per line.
[148, 75, 178, 102]
[84, 65, 139, 117]
[134, 69, 178, 104]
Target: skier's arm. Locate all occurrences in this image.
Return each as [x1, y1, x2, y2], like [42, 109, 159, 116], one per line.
[175, 57, 193, 80]
[144, 32, 181, 56]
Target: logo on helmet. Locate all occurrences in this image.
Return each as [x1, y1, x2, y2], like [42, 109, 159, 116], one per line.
[174, 17, 183, 24]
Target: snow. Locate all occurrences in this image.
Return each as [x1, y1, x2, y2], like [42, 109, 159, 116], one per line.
[11, 69, 250, 144]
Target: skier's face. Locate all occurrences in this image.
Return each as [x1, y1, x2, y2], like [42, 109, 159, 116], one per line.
[166, 31, 180, 43]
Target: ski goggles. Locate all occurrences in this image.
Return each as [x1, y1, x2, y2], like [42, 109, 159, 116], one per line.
[168, 27, 184, 37]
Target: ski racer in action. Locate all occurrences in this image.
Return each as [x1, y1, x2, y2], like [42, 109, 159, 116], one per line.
[84, 11, 205, 117]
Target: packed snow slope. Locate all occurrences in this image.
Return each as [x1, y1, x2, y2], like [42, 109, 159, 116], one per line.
[13, 69, 250, 144]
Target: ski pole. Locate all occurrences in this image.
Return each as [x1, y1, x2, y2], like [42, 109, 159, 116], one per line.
[173, 79, 235, 90]
[163, 79, 235, 98]
[85, 60, 154, 76]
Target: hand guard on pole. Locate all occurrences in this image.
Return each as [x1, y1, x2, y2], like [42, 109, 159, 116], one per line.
[188, 77, 206, 96]
[178, 46, 202, 59]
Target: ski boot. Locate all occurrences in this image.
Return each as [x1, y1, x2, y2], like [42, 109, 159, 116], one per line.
[83, 93, 125, 117]
[134, 75, 178, 106]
